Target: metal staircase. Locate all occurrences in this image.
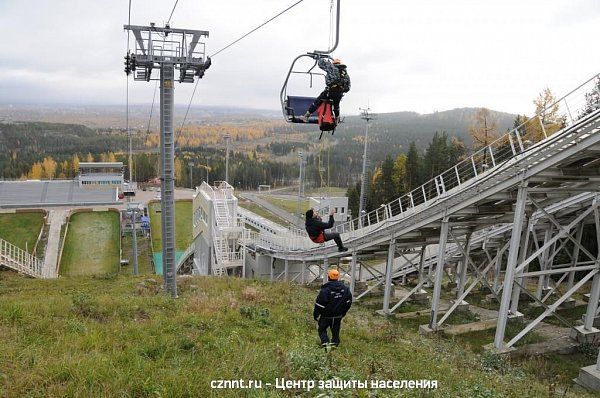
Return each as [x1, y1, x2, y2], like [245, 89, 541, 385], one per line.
[200, 181, 246, 277]
[0, 238, 44, 278]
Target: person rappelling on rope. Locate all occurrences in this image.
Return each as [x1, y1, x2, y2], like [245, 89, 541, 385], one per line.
[305, 207, 348, 252]
[300, 56, 351, 124]
[313, 268, 352, 348]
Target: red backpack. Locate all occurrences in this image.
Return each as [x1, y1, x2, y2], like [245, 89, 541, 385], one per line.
[317, 101, 337, 139]
[309, 231, 325, 244]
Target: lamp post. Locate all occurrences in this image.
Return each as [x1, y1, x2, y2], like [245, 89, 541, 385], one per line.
[358, 107, 374, 228]
[188, 161, 194, 189]
[224, 134, 231, 183]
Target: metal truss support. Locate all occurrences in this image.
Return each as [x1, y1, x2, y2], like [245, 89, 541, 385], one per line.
[301, 261, 306, 284]
[284, 257, 289, 281]
[358, 258, 364, 282]
[429, 217, 449, 330]
[350, 250, 357, 295]
[566, 224, 584, 293]
[495, 184, 528, 350]
[426, 248, 434, 287]
[382, 235, 396, 314]
[456, 233, 472, 302]
[510, 218, 532, 315]
[583, 273, 600, 331]
[322, 257, 329, 285]
[270, 256, 274, 281]
[492, 241, 510, 294]
[497, 194, 600, 349]
[418, 245, 427, 287]
[583, 202, 600, 332]
[535, 227, 554, 300]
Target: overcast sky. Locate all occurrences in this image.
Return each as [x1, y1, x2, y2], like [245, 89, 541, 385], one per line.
[0, 0, 598, 115]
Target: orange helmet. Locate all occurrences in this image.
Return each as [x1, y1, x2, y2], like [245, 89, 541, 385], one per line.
[328, 269, 340, 280]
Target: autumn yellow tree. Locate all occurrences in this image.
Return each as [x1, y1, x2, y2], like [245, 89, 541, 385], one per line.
[533, 87, 564, 137]
[42, 157, 57, 179]
[28, 163, 43, 179]
[174, 158, 183, 186]
[71, 154, 80, 175]
[107, 152, 117, 162]
[86, 152, 94, 162]
[392, 154, 408, 194]
[468, 108, 500, 150]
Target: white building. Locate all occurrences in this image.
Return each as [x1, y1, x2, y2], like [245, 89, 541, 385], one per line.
[309, 196, 349, 223]
[78, 162, 124, 189]
[192, 181, 246, 276]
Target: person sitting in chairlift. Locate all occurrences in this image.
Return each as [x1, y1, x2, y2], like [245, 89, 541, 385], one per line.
[305, 207, 348, 252]
[300, 57, 351, 123]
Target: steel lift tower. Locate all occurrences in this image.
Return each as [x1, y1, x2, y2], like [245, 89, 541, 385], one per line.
[124, 23, 211, 297]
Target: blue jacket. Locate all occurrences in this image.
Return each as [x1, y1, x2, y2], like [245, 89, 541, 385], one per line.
[313, 280, 353, 319]
[318, 58, 351, 92]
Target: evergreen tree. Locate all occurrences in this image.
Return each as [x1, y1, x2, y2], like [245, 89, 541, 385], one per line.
[581, 77, 600, 117]
[347, 181, 360, 218]
[406, 141, 421, 191]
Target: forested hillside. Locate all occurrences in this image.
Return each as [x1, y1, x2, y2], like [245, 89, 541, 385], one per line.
[0, 107, 516, 188]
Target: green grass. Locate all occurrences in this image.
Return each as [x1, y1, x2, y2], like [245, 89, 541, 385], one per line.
[520, 302, 589, 327]
[0, 213, 44, 253]
[148, 201, 193, 252]
[59, 212, 120, 277]
[262, 196, 309, 216]
[0, 272, 594, 398]
[517, 351, 597, 390]
[121, 234, 154, 275]
[452, 321, 547, 354]
[238, 200, 289, 226]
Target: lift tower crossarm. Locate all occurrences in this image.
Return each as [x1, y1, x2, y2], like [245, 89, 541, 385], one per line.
[124, 24, 209, 38]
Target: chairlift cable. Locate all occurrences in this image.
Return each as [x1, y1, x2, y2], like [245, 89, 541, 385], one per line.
[174, 77, 201, 146]
[210, 0, 305, 58]
[143, 80, 159, 149]
[174, 0, 306, 151]
[167, 0, 179, 25]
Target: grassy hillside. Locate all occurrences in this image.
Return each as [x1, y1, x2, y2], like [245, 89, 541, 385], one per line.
[0, 272, 594, 397]
[0, 212, 44, 253]
[148, 201, 193, 252]
[59, 211, 120, 276]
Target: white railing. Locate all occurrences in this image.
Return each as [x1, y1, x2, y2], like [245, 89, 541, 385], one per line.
[0, 238, 44, 278]
[333, 73, 600, 237]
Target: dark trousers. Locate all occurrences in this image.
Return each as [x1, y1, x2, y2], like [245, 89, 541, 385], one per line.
[307, 89, 344, 117]
[318, 316, 342, 345]
[324, 232, 343, 249]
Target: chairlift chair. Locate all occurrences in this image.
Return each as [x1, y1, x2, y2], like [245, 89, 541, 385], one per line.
[280, 53, 326, 124]
[279, 0, 341, 138]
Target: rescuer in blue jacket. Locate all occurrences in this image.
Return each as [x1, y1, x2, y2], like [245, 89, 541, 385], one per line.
[313, 269, 353, 347]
